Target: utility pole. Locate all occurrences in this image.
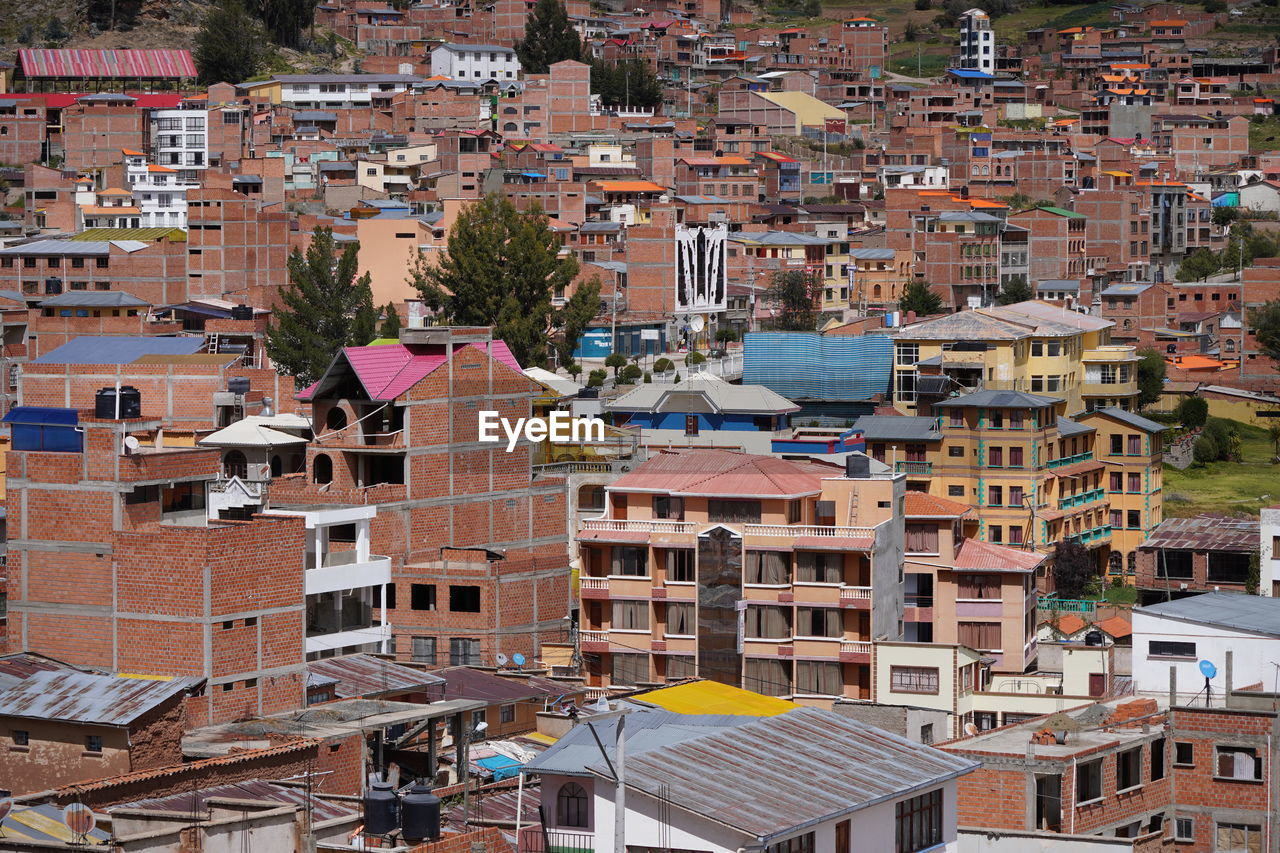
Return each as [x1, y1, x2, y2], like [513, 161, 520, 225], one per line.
[614, 713, 626, 853]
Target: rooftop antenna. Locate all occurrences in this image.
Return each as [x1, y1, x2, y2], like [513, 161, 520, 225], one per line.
[1199, 659, 1217, 708]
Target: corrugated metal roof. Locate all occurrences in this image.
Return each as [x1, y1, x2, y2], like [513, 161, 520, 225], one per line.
[41, 290, 150, 308]
[1082, 406, 1167, 433]
[612, 708, 979, 842]
[1056, 416, 1095, 438]
[904, 492, 973, 519]
[851, 415, 941, 442]
[627, 680, 799, 716]
[19, 49, 196, 79]
[306, 654, 444, 699]
[951, 538, 1044, 572]
[71, 226, 186, 243]
[31, 335, 205, 365]
[0, 239, 110, 256]
[1139, 514, 1258, 553]
[430, 667, 572, 704]
[303, 340, 521, 402]
[115, 779, 357, 822]
[1136, 591, 1280, 637]
[0, 803, 110, 845]
[0, 652, 83, 693]
[0, 671, 199, 726]
[944, 389, 1062, 409]
[608, 374, 799, 416]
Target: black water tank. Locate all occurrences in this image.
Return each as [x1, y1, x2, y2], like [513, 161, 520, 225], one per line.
[231, 304, 254, 321]
[363, 781, 399, 836]
[227, 377, 251, 395]
[400, 784, 441, 842]
[94, 386, 141, 419]
[1084, 629, 1104, 647]
[845, 453, 871, 479]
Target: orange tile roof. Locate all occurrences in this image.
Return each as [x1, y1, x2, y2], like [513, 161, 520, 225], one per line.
[609, 448, 842, 499]
[968, 198, 1008, 209]
[1044, 613, 1087, 636]
[594, 179, 666, 193]
[952, 538, 1046, 571]
[121, 148, 145, 156]
[82, 205, 140, 215]
[904, 492, 974, 518]
[1172, 354, 1226, 370]
[1149, 19, 1188, 26]
[147, 164, 176, 173]
[98, 187, 132, 196]
[1096, 614, 1132, 639]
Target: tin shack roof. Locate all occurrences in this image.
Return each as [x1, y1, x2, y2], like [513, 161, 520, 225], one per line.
[306, 653, 444, 699]
[0, 670, 200, 726]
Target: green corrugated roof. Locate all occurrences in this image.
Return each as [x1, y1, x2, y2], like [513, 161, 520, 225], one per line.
[1035, 206, 1085, 219]
[71, 227, 187, 242]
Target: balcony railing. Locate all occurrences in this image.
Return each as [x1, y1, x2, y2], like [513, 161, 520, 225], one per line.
[581, 519, 696, 535]
[580, 577, 608, 591]
[1065, 524, 1112, 545]
[1058, 488, 1105, 510]
[840, 640, 872, 655]
[840, 585, 872, 602]
[745, 524, 877, 539]
[1047, 452, 1093, 469]
[895, 460, 933, 475]
[518, 827, 594, 853]
[580, 630, 607, 645]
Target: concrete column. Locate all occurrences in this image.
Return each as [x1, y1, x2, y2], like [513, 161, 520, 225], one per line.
[357, 518, 371, 563]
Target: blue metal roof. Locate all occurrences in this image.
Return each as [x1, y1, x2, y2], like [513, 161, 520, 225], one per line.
[31, 335, 205, 365]
[947, 68, 995, 79]
[3, 406, 78, 426]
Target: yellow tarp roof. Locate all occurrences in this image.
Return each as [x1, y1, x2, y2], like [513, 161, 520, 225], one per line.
[633, 679, 799, 716]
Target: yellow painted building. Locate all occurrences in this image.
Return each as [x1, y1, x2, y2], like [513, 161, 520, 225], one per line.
[888, 301, 1139, 417]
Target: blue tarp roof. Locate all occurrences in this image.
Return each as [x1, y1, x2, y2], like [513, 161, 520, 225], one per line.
[947, 68, 995, 79]
[3, 406, 78, 426]
[32, 335, 205, 365]
[476, 754, 523, 781]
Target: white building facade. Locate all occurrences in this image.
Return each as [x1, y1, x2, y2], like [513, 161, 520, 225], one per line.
[123, 152, 198, 229]
[957, 9, 995, 76]
[150, 108, 209, 184]
[430, 44, 521, 81]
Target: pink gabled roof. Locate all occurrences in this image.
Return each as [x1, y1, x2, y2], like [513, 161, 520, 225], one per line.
[610, 449, 842, 498]
[299, 339, 523, 401]
[19, 49, 196, 79]
[952, 538, 1046, 572]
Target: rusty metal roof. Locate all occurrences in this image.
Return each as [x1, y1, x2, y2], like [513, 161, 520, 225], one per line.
[114, 780, 358, 822]
[307, 654, 444, 699]
[430, 667, 578, 704]
[0, 652, 84, 692]
[0, 671, 200, 726]
[615, 707, 978, 843]
[1139, 514, 1258, 553]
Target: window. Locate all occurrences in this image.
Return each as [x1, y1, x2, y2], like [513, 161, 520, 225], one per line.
[1009, 485, 1024, 507]
[1175, 741, 1194, 766]
[920, 724, 934, 745]
[612, 600, 649, 631]
[500, 703, 516, 723]
[797, 607, 841, 637]
[1151, 738, 1165, 780]
[948, 485, 965, 497]
[125, 485, 159, 504]
[1174, 818, 1193, 842]
[86, 735, 103, 753]
[12, 729, 29, 746]
[1127, 472, 1141, 492]
[795, 551, 842, 583]
[1009, 447, 1024, 467]
[449, 585, 480, 612]
[891, 666, 939, 694]
[747, 551, 790, 584]
[948, 445, 964, 457]
[449, 637, 481, 666]
[990, 525, 1003, 543]
[989, 447, 1003, 467]
[767, 831, 814, 853]
[1215, 823, 1262, 852]
[611, 652, 648, 685]
[1111, 434, 1123, 454]
[556, 782, 588, 827]
[653, 495, 684, 520]
[411, 584, 436, 611]
[904, 522, 940, 554]
[684, 414, 699, 436]
[1110, 472, 1123, 492]
[662, 548, 694, 583]
[958, 621, 1001, 651]
[745, 605, 791, 639]
[1076, 759, 1103, 805]
[1156, 550, 1193, 579]
[795, 661, 842, 695]
[611, 546, 648, 576]
[708, 499, 761, 523]
[665, 602, 694, 635]
[1128, 435, 1141, 455]
[950, 409, 964, 427]
[957, 574, 1000, 599]
[1150, 640, 1196, 658]
[411, 636, 436, 664]
[744, 658, 791, 696]
[988, 485, 1002, 506]
[1208, 552, 1251, 584]
[1127, 510, 1140, 529]
[1216, 746, 1262, 781]
[1117, 746, 1142, 791]
[896, 343, 919, 365]
[895, 789, 942, 853]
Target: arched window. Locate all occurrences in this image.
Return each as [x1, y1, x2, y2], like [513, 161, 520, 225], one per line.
[1225, 339, 1236, 353]
[325, 407, 348, 432]
[224, 450, 248, 479]
[1127, 551, 1137, 574]
[313, 453, 333, 485]
[556, 782, 588, 827]
[873, 284, 882, 298]
[0, 126, 8, 136]
[270, 454, 283, 477]
[1109, 552, 1122, 574]
[504, 122, 518, 132]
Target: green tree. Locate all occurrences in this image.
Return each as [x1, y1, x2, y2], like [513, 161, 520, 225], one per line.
[653, 357, 673, 374]
[408, 194, 578, 367]
[994, 275, 1033, 305]
[621, 363, 643, 382]
[42, 16, 69, 46]
[515, 0, 582, 74]
[565, 361, 582, 379]
[1175, 396, 1208, 429]
[1175, 248, 1220, 282]
[1212, 206, 1239, 227]
[686, 351, 706, 365]
[250, 0, 317, 49]
[554, 279, 602, 366]
[1267, 421, 1280, 456]
[1053, 541, 1096, 599]
[266, 227, 376, 387]
[1135, 348, 1166, 409]
[587, 368, 606, 387]
[605, 351, 627, 377]
[904, 20, 919, 40]
[715, 327, 738, 344]
[763, 269, 820, 331]
[590, 58, 663, 109]
[194, 0, 268, 85]
[1193, 432, 1220, 464]
[1248, 552, 1261, 595]
[1249, 300, 1280, 366]
[379, 302, 401, 339]
[898, 279, 943, 316]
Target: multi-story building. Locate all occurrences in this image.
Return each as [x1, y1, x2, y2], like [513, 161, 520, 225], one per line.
[957, 9, 996, 76]
[124, 150, 198, 229]
[1079, 407, 1166, 577]
[1134, 515, 1258, 605]
[429, 43, 521, 81]
[577, 449, 904, 700]
[149, 104, 209, 183]
[887, 301, 1140, 416]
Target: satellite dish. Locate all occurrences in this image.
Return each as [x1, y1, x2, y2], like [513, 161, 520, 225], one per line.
[122, 435, 140, 455]
[963, 722, 979, 737]
[63, 803, 94, 839]
[689, 314, 706, 333]
[512, 653, 526, 669]
[0, 798, 11, 822]
[495, 652, 509, 668]
[1199, 660, 1218, 679]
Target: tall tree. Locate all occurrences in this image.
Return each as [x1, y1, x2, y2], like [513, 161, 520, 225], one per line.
[994, 274, 1033, 305]
[1135, 348, 1166, 409]
[1249, 300, 1280, 366]
[266, 227, 376, 386]
[379, 302, 402, 339]
[762, 269, 820, 331]
[555, 278, 602, 366]
[250, 0, 318, 49]
[591, 58, 664, 109]
[194, 0, 268, 85]
[1053, 541, 1096, 599]
[515, 0, 582, 74]
[408, 194, 579, 366]
[898, 279, 944, 316]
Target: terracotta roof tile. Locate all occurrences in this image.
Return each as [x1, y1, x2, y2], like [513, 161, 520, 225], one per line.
[904, 492, 974, 518]
[952, 538, 1045, 571]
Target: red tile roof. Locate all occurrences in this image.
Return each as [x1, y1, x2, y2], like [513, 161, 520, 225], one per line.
[952, 538, 1045, 571]
[610, 449, 843, 498]
[1096, 614, 1132, 639]
[904, 492, 974, 518]
[1042, 613, 1087, 636]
